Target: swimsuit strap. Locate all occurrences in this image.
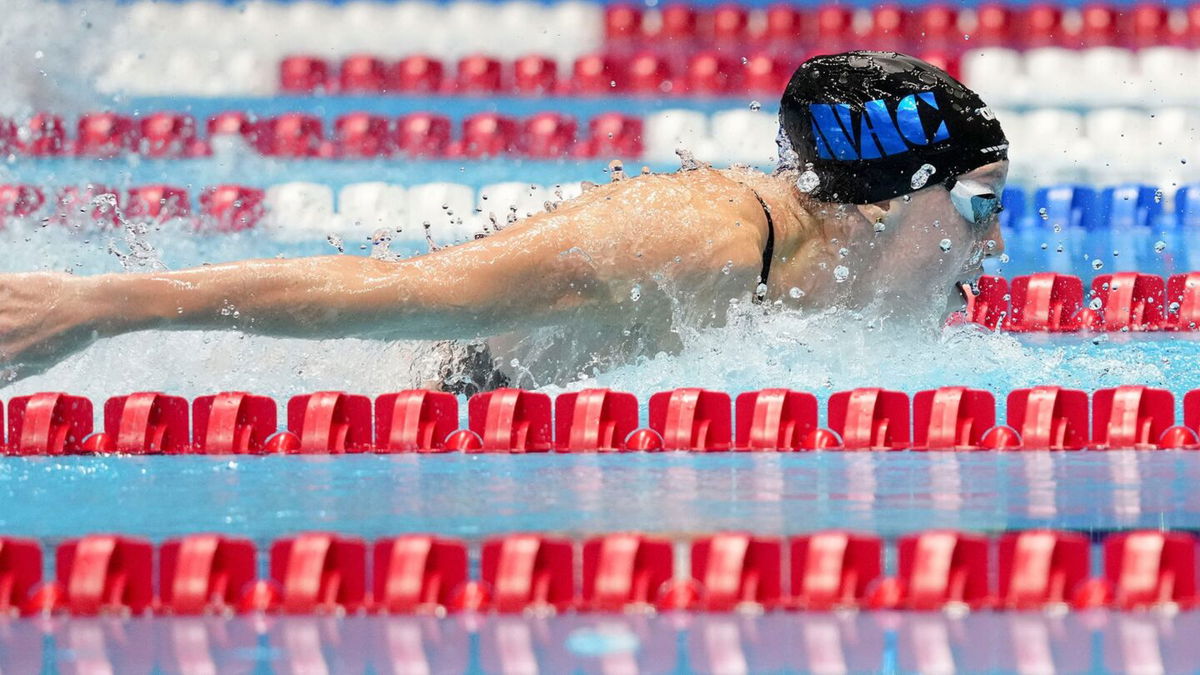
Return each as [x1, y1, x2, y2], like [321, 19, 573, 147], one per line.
[747, 187, 776, 304]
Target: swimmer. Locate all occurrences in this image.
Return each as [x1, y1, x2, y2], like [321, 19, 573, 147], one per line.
[0, 52, 1008, 391]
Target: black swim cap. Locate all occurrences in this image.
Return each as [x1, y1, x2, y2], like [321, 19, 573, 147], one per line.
[778, 51, 1008, 205]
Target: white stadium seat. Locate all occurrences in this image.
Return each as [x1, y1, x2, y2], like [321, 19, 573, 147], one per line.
[407, 182, 477, 245]
[960, 48, 1025, 106]
[264, 182, 337, 241]
[477, 182, 549, 227]
[1079, 48, 1140, 105]
[1024, 47, 1082, 106]
[710, 110, 778, 165]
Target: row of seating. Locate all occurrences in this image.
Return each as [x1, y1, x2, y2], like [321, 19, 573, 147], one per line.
[0, 528, 1195, 616]
[5, 384, 1200, 455]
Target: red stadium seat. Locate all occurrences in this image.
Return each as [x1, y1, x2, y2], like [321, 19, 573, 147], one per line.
[479, 534, 574, 613]
[512, 55, 558, 95]
[626, 51, 673, 94]
[19, 113, 66, 156]
[916, 5, 960, 45]
[522, 112, 578, 159]
[456, 54, 504, 93]
[394, 113, 452, 157]
[974, 3, 1016, 46]
[75, 112, 136, 157]
[573, 54, 627, 94]
[192, 391, 278, 454]
[1091, 386, 1174, 449]
[207, 111, 254, 138]
[373, 390, 458, 453]
[688, 533, 783, 610]
[581, 533, 673, 610]
[0, 117, 15, 154]
[648, 388, 732, 451]
[285, 391, 373, 454]
[604, 3, 643, 40]
[198, 185, 266, 232]
[997, 530, 1090, 609]
[1100, 531, 1197, 609]
[1080, 3, 1121, 46]
[159, 535, 256, 614]
[554, 388, 639, 452]
[339, 55, 388, 93]
[455, 113, 520, 157]
[334, 113, 393, 158]
[1087, 273, 1166, 331]
[124, 185, 191, 221]
[94, 392, 190, 454]
[373, 536, 468, 613]
[867, 4, 911, 47]
[7, 393, 93, 456]
[1025, 3, 1066, 48]
[827, 388, 910, 450]
[269, 533, 367, 614]
[685, 51, 741, 95]
[1005, 273, 1084, 332]
[0, 537, 41, 615]
[912, 387, 996, 450]
[467, 388, 553, 452]
[815, 5, 855, 45]
[256, 114, 326, 158]
[55, 535, 154, 615]
[53, 184, 119, 228]
[280, 55, 331, 93]
[1130, 3, 1171, 47]
[1002, 386, 1089, 450]
[138, 112, 197, 158]
[0, 185, 46, 223]
[791, 532, 882, 610]
[888, 530, 990, 610]
[583, 112, 643, 157]
[734, 389, 818, 451]
[389, 55, 445, 93]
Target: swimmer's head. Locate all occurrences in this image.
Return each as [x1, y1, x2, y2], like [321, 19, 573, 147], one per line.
[778, 51, 1008, 206]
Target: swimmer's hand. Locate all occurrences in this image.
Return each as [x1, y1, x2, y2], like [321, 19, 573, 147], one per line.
[0, 272, 103, 381]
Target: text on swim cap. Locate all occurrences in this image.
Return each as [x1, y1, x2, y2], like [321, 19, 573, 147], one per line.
[808, 91, 950, 161]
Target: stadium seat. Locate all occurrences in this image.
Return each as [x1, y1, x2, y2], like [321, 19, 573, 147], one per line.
[389, 55, 445, 93]
[476, 182, 548, 225]
[334, 113, 393, 158]
[199, 185, 266, 233]
[256, 114, 327, 158]
[124, 185, 191, 222]
[263, 182, 336, 239]
[280, 55, 331, 93]
[395, 113, 452, 157]
[192, 392, 278, 454]
[643, 108, 709, 163]
[456, 54, 504, 93]
[75, 113, 137, 157]
[138, 112, 198, 158]
[339, 55, 388, 93]
[522, 112, 577, 159]
[583, 112, 643, 158]
[512, 55, 558, 95]
[407, 182, 476, 243]
[455, 113, 520, 157]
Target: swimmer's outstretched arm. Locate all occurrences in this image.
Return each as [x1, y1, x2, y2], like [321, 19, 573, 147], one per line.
[0, 171, 771, 377]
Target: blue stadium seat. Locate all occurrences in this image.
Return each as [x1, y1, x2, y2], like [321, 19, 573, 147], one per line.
[1097, 184, 1162, 229]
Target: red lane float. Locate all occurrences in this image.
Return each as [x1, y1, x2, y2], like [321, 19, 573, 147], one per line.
[0, 537, 41, 615]
[7, 393, 93, 456]
[468, 388, 552, 453]
[1091, 386, 1177, 450]
[282, 391, 373, 454]
[476, 534, 574, 613]
[89, 392, 190, 454]
[1088, 273, 1167, 331]
[735, 388, 819, 451]
[997, 529, 1090, 609]
[790, 531, 882, 610]
[47, 535, 154, 616]
[648, 388, 732, 451]
[192, 392, 277, 454]
[672, 532, 783, 611]
[158, 535, 256, 614]
[827, 388, 910, 450]
[581, 533, 673, 611]
[375, 390, 458, 453]
[373, 535, 467, 614]
[1090, 531, 1199, 610]
[554, 388, 639, 452]
[990, 386, 1090, 450]
[1006, 273, 1085, 332]
[913, 387, 996, 450]
[873, 530, 990, 610]
[266, 533, 367, 614]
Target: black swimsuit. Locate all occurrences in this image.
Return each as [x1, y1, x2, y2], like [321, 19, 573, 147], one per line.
[748, 187, 777, 304]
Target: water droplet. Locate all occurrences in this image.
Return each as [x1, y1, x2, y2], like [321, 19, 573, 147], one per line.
[1040, 243, 1048, 250]
[1038, 208, 1049, 220]
[749, 100, 761, 111]
[838, 247, 849, 258]
[1155, 240, 1167, 253]
[939, 238, 952, 252]
[1154, 190, 1164, 204]
[1089, 297, 1103, 310]
[1092, 259, 1104, 270]
[629, 284, 642, 301]
[796, 169, 820, 193]
[720, 260, 734, 275]
[755, 282, 768, 298]
[789, 287, 805, 299]
[999, 253, 1010, 263]
[873, 219, 886, 233]
[833, 265, 850, 283]
[676, 148, 701, 171]
[1170, 301, 1181, 312]
[1053, 223, 1061, 233]
[1055, 244, 1064, 253]
[910, 163, 937, 189]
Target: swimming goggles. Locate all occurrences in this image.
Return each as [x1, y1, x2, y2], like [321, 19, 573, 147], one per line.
[946, 176, 1004, 227]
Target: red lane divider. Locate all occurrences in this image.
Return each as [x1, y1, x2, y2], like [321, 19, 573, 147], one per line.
[0, 110, 644, 161]
[6, 385, 1200, 454]
[5, 529, 1197, 616]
